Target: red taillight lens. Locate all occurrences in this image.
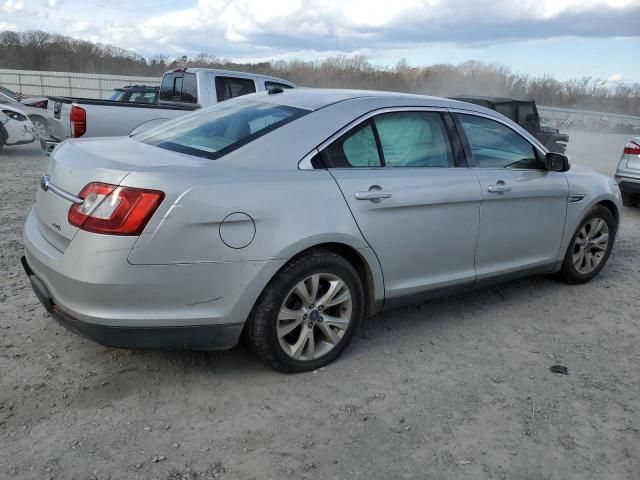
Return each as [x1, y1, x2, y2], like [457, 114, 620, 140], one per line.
[70, 105, 86, 138]
[68, 182, 164, 236]
[29, 100, 47, 109]
[623, 140, 640, 155]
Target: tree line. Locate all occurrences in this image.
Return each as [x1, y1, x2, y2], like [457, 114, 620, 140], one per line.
[1, 30, 638, 116]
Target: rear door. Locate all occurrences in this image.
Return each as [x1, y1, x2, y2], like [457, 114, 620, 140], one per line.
[454, 112, 568, 281]
[323, 109, 481, 303]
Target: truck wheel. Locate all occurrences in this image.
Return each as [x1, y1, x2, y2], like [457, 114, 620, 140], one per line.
[622, 192, 639, 208]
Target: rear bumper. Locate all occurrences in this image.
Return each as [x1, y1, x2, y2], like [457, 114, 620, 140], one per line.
[614, 174, 640, 194]
[40, 136, 60, 155]
[21, 255, 243, 350]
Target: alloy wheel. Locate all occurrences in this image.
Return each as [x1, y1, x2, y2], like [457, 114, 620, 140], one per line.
[277, 273, 353, 361]
[572, 217, 610, 274]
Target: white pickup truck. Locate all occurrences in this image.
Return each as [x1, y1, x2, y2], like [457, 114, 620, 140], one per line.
[41, 68, 295, 154]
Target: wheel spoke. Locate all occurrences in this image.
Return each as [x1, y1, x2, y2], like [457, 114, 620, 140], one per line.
[317, 279, 349, 308]
[277, 317, 303, 338]
[294, 274, 320, 305]
[317, 322, 340, 345]
[322, 314, 350, 331]
[290, 327, 309, 359]
[573, 248, 585, 268]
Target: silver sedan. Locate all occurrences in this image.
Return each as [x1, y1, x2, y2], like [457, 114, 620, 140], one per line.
[22, 89, 622, 372]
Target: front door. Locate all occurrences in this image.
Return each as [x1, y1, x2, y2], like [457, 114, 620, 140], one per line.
[323, 110, 482, 302]
[455, 113, 569, 281]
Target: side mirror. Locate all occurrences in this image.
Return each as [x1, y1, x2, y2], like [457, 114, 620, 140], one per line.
[545, 152, 570, 172]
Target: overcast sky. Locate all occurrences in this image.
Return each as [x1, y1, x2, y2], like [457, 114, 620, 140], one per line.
[1, 0, 639, 82]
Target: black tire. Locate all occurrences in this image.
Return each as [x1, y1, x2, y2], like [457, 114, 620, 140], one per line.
[621, 192, 639, 208]
[560, 205, 615, 284]
[246, 249, 364, 373]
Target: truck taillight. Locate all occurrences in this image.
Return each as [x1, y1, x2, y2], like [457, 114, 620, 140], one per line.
[68, 182, 164, 236]
[623, 140, 640, 155]
[70, 105, 86, 138]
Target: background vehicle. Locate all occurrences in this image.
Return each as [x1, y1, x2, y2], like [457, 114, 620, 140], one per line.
[22, 89, 620, 372]
[108, 85, 159, 104]
[0, 104, 35, 150]
[41, 68, 295, 153]
[615, 137, 640, 207]
[0, 86, 49, 137]
[452, 96, 569, 153]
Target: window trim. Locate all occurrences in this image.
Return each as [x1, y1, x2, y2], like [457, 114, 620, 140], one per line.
[450, 110, 547, 171]
[302, 107, 463, 170]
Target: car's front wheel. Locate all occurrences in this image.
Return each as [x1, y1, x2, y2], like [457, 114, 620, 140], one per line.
[560, 205, 615, 284]
[247, 249, 364, 373]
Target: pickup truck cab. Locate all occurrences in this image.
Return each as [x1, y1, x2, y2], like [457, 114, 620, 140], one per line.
[42, 68, 295, 154]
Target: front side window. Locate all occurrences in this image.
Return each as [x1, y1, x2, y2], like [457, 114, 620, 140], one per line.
[324, 111, 454, 168]
[215, 77, 256, 102]
[458, 114, 542, 169]
[135, 99, 308, 160]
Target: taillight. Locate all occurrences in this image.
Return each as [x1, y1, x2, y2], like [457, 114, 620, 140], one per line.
[28, 100, 47, 109]
[68, 182, 164, 236]
[70, 105, 86, 138]
[624, 140, 640, 155]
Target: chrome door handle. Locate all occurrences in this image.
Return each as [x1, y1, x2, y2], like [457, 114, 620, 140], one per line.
[487, 181, 512, 194]
[354, 191, 392, 201]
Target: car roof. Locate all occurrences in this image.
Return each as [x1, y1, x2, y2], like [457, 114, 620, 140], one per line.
[165, 68, 295, 86]
[452, 95, 534, 104]
[254, 87, 495, 113]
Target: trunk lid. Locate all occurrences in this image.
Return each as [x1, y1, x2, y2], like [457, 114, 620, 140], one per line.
[34, 136, 206, 252]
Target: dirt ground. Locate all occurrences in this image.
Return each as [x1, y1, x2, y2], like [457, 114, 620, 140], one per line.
[1, 131, 639, 480]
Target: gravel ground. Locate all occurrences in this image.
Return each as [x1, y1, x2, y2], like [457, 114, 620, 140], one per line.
[1, 132, 639, 480]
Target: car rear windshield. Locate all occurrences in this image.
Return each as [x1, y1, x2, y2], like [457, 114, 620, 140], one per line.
[135, 99, 309, 160]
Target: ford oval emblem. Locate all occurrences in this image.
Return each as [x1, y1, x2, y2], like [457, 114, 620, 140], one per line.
[40, 174, 50, 192]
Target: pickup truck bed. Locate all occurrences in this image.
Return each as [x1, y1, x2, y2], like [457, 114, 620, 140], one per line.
[45, 96, 198, 144]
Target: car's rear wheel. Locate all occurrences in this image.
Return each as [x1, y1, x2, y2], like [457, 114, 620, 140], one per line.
[621, 192, 639, 208]
[560, 205, 615, 284]
[247, 249, 364, 373]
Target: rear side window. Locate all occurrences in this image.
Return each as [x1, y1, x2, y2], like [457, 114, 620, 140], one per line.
[215, 77, 256, 102]
[135, 99, 308, 160]
[458, 114, 542, 169]
[325, 123, 381, 167]
[324, 111, 454, 168]
[265, 81, 293, 92]
[159, 73, 198, 103]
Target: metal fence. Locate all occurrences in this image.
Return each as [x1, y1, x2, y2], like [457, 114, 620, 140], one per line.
[539, 105, 640, 128]
[0, 69, 161, 99]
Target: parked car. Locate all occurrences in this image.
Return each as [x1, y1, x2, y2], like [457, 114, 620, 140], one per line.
[451, 96, 569, 154]
[22, 89, 621, 372]
[108, 85, 159, 104]
[41, 68, 295, 154]
[0, 91, 49, 137]
[615, 137, 640, 207]
[1, 104, 35, 150]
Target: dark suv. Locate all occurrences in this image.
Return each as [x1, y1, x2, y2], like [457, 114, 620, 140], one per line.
[452, 96, 569, 154]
